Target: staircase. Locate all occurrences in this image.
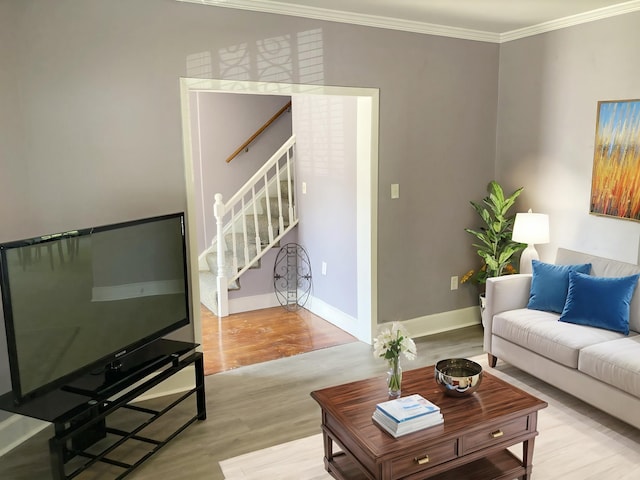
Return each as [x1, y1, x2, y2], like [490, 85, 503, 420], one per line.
[199, 135, 298, 317]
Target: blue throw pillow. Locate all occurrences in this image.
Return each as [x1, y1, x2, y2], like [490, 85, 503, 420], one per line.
[559, 271, 640, 335]
[527, 260, 592, 313]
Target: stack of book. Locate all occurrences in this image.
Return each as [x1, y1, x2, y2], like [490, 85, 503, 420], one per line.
[372, 394, 443, 437]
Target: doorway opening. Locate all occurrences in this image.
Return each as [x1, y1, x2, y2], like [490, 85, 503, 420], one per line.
[179, 78, 379, 352]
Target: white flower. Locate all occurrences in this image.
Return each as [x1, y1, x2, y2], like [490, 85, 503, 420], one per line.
[373, 322, 417, 362]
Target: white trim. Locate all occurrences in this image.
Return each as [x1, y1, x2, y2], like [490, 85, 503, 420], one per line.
[180, 79, 204, 353]
[177, 0, 498, 43]
[0, 414, 49, 457]
[304, 293, 481, 344]
[500, 1, 640, 42]
[180, 78, 379, 348]
[177, 0, 640, 44]
[229, 292, 281, 314]
[304, 294, 365, 343]
[377, 307, 482, 340]
[356, 96, 377, 344]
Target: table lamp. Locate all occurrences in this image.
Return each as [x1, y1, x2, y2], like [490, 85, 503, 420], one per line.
[512, 209, 549, 274]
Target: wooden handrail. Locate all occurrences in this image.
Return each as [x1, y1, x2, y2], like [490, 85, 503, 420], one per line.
[225, 100, 292, 163]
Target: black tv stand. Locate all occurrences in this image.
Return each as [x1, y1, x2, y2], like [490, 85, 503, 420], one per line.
[0, 339, 206, 480]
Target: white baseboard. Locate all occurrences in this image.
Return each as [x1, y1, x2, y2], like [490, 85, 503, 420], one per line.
[0, 365, 196, 457]
[0, 414, 49, 457]
[388, 306, 481, 338]
[305, 296, 481, 342]
[303, 295, 363, 341]
[229, 292, 280, 314]
[227, 293, 481, 343]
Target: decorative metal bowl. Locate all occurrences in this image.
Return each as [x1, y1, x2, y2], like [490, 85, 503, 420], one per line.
[435, 358, 483, 397]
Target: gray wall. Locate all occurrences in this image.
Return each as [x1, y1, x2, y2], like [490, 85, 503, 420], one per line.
[0, 0, 499, 398]
[496, 12, 640, 264]
[0, 0, 25, 420]
[293, 95, 359, 317]
[0, 0, 29, 236]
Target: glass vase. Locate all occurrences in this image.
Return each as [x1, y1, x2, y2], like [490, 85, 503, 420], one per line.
[387, 357, 402, 398]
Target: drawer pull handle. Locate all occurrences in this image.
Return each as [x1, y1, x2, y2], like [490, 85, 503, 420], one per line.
[491, 429, 504, 438]
[414, 454, 430, 465]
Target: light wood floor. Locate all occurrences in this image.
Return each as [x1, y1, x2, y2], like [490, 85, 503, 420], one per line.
[200, 305, 358, 375]
[0, 322, 486, 479]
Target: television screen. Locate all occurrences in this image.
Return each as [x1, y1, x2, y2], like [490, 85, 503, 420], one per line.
[0, 213, 190, 404]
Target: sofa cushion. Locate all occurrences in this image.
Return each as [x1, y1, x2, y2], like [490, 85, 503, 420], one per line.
[579, 335, 640, 399]
[527, 260, 592, 313]
[559, 271, 640, 335]
[493, 308, 625, 368]
[556, 248, 640, 333]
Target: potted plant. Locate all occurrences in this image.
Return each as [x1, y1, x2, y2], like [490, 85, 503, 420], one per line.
[461, 181, 525, 303]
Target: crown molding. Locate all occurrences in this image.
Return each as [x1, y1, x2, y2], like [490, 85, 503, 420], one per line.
[178, 0, 640, 44]
[500, 0, 640, 42]
[177, 0, 499, 43]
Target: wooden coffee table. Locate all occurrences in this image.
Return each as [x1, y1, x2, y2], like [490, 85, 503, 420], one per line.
[310, 365, 547, 480]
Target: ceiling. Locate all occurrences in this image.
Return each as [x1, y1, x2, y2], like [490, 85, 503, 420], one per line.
[179, 0, 640, 42]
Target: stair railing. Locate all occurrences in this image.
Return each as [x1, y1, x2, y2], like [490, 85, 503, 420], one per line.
[213, 135, 297, 317]
[225, 101, 292, 164]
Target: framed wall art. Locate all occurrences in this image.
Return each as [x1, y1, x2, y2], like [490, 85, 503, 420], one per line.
[590, 99, 640, 222]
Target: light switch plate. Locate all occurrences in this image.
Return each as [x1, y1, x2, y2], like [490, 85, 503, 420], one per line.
[391, 183, 399, 199]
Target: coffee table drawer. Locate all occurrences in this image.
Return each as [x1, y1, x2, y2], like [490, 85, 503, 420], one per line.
[462, 415, 529, 453]
[390, 439, 458, 478]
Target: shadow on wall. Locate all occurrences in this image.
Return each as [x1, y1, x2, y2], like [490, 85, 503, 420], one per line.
[186, 28, 325, 84]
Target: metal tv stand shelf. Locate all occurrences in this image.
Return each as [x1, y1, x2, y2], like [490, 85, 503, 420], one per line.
[0, 339, 206, 480]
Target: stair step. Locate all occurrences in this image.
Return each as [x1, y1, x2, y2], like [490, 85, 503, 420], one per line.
[224, 233, 259, 257]
[261, 196, 283, 218]
[278, 179, 291, 198]
[244, 214, 274, 244]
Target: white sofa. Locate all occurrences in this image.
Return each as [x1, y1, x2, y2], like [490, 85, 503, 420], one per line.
[483, 248, 640, 430]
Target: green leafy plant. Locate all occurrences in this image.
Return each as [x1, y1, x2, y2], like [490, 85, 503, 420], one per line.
[461, 181, 525, 286]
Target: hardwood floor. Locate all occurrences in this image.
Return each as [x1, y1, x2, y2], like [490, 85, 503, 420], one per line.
[200, 304, 358, 375]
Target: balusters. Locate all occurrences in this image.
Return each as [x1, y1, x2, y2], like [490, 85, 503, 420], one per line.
[264, 172, 274, 244]
[207, 136, 297, 318]
[251, 186, 261, 254]
[286, 148, 295, 225]
[230, 206, 238, 273]
[241, 197, 249, 267]
[276, 160, 285, 234]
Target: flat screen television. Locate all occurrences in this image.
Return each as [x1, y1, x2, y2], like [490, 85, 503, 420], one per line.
[0, 212, 190, 404]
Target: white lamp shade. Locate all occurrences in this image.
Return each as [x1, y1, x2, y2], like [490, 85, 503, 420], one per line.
[512, 211, 550, 245]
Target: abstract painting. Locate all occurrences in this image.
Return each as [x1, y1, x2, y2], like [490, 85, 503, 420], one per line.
[591, 99, 640, 221]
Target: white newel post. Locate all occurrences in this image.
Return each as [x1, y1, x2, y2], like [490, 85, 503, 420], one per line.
[214, 193, 229, 317]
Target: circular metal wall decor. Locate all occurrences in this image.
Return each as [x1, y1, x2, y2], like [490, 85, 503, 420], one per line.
[273, 243, 312, 311]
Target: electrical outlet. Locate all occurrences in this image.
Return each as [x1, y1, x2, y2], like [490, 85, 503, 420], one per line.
[450, 276, 458, 290]
[321, 261, 327, 275]
[302, 181, 307, 194]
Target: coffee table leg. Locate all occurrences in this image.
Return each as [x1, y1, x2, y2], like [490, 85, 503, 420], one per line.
[520, 437, 535, 480]
[323, 430, 333, 471]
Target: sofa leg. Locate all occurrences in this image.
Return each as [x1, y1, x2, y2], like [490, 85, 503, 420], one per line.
[487, 353, 497, 367]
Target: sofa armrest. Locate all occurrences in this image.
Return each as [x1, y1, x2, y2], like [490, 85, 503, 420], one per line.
[483, 274, 532, 354]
